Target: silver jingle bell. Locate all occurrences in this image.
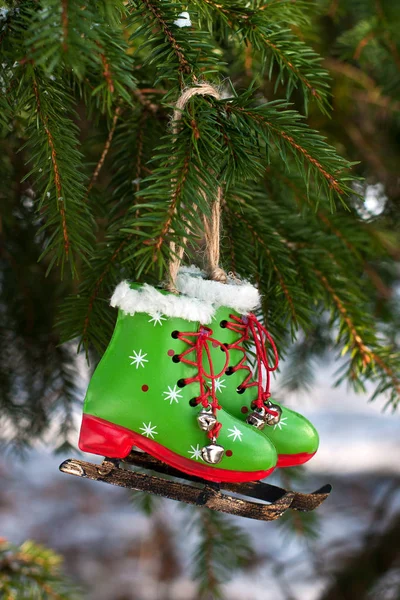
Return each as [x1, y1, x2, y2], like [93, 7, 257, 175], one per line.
[201, 441, 225, 464]
[264, 402, 282, 426]
[246, 406, 267, 430]
[197, 406, 217, 432]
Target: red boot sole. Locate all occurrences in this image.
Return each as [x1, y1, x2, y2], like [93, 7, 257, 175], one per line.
[79, 413, 275, 484]
[277, 452, 317, 468]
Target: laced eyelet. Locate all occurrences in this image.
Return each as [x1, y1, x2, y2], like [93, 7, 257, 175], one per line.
[167, 328, 229, 446]
[225, 366, 235, 376]
[236, 386, 245, 394]
[220, 343, 230, 351]
[220, 320, 228, 328]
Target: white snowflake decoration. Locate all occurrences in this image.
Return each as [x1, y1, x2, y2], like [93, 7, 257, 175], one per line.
[174, 11, 191, 27]
[139, 422, 158, 439]
[227, 426, 243, 442]
[215, 378, 226, 393]
[163, 384, 183, 405]
[129, 349, 148, 369]
[274, 416, 288, 431]
[148, 313, 166, 326]
[188, 444, 203, 461]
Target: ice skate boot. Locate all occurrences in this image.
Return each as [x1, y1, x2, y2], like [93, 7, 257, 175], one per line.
[176, 268, 319, 468]
[78, 281, 278, 483]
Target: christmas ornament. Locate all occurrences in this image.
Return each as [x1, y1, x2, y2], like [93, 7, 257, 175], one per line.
[77, 282, 280, 480]
[176, 267, 320, 467]
[60, 83, 331, 520]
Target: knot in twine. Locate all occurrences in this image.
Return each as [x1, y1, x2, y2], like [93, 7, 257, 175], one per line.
[167, 83, 228, 292]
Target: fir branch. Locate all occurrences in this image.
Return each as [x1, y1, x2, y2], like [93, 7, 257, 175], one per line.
[81, 236, 131, 352]
[23, 0, 136, 111]
[59, 100, 165, 349]
[194, 0, 330, 112]
[316, 211, 392, 299]
[111, 104, 162, 209]
[246, 172, 400, 402]
[133, 88, 163, 113]
[191, 509, 255, 599]
[21, 70, 94, 275]
[199, 512, 220, 598]
[134, 109, 148, 191]
[121, 101, 223, 274]
[336, 6, 400, 100]
[223, 96, 354, 200]
[32, 78, 70, 257]
[229, 206, 297, 323]
[375, 0, 400, 71]
[314, 268, 400, 398]
[261, 30, 325, 103]
[60, 105, 159, 353]
[152, 151, 191, 257]
[0, 5, 19, 47]
[139, 0, 192, 76]
[271, 167, 392, 298]
[61, 0, 69, 53]
[0, 539, 81, 599]
[328, 0, 340, 18]
[235, 110, 342, 194]
[86, 105, 122, 197]
[354, 30, 376, 60]
[273, 129, 343, 194]
[196, 0, 314, 27]
[229, 175, 400, 396]
[278, 468, 320, 539]
[315, 269, 373, 367]
[127, 1, 222, 87]
[325, 58, 400, 112]
[280, 322, 333, 392]
[98, 44, 115, 94]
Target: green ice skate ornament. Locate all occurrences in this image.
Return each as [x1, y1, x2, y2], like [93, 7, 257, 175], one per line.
[78, 282, 278, 482]
[60, 84, 331, 519]
[60, 280, 331, 518]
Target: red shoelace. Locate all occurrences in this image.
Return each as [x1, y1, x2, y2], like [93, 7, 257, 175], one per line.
[223, 313, 279, 416]
[173, 326, 230, 440]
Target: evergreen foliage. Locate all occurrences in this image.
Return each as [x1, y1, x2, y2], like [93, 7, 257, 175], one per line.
[0, 539, 81, 599]
[1, 0, 400, 596]
[191, 508, 255, 598]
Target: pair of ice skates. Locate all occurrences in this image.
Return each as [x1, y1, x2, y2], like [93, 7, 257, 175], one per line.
[61, 268, 330, 520]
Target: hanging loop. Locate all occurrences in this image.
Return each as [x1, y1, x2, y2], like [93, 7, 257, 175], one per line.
[167, 83, 227, 292]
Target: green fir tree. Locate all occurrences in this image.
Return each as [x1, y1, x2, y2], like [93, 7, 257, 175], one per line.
[1, 0, 400, 597]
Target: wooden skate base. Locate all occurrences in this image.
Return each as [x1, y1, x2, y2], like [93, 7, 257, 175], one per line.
[59, 450, 332, 521]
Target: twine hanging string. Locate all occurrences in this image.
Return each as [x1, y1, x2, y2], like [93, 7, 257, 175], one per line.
[167, 83, 228, 292]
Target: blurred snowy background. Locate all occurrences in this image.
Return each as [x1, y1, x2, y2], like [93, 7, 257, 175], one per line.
[1, 363, 399, 600]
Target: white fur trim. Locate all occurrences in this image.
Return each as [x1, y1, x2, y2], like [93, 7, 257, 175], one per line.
[110, 281, 215, 323]
[176, 266, 261, 314]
